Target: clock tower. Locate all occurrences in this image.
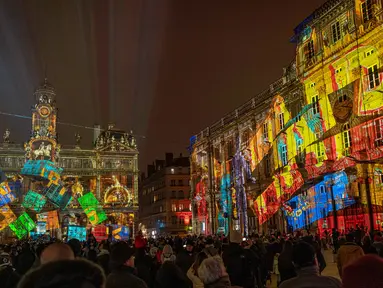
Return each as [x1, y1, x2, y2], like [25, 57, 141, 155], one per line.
[24, 78, 60, 162]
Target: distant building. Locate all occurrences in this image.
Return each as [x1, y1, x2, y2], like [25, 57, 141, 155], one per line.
[139, 153, 192, 237]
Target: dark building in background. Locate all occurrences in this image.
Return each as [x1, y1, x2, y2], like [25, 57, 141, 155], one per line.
[138, 153, 192, 236]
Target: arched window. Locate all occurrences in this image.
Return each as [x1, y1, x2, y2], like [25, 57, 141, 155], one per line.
[342, 123, 352, 150]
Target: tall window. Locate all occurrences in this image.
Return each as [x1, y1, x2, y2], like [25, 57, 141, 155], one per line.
[307, 40, 315, 59]
[297, 139, 304, 163]
[171, 191, 176, 198]
[171, 216, 177, 225]
[170, 180, 176, 186]
[171, 203, 177, 211]
[315, 133, 325, 161]
[179, 203, 184, 211]
[368, 64, 380, 89]
[278, 113, 285, 130]
[312, 95, 320, 115]
[319, 185, 326, 194]
[331, 21, 341, 43]
[178, 179, 183, 186]
[178, 190, 184, 199]
[281, 145, 288, 166]
[375, 116, 383, 147]
[342, 123, 352, 150]
[263, 122, 268, 140]
[361, 0, 373, 23]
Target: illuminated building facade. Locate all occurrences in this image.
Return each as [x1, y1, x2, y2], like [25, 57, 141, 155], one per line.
[0, 79, 139, 240]
[190, 0, 383, 235]
[139, 153, 192, 236]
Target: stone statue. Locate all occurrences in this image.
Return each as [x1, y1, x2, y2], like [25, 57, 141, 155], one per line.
[75, 132, 81, 146]
[3, 129, 10, 143]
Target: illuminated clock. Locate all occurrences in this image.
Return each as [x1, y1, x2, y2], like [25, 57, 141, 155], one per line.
[332, 96, 353, 123]
[38, 106, 51, 118]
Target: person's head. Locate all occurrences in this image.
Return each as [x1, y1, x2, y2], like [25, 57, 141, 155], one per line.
[14, 249, 36, 275]
[362, 235, 372, 246]
[205, 238, 214, 248]
[156, 261, 190, 288]
[161, 244, 176, 263]
[192, 251, 208, 274]
[149, 247, 158, 258]
[186, 239, 194, 252]
[41, 243, 75, 265]
[18, 259, 105, 288]
[343, 255, 383, 288]
[67, 239, 82, 257]
[198, 257, 228, 285]
[292, 241, 316, 269]
[346, 233, 355, 243]
[110, 242, 135, 269]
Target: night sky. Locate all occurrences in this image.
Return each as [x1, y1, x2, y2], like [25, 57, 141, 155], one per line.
[0, 0, 327, 173]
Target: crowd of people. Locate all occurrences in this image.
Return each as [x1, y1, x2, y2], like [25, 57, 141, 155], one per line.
[1, 228, 383, 288]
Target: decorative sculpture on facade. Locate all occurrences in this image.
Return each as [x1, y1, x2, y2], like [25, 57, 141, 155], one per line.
[3, 129, 10, 143]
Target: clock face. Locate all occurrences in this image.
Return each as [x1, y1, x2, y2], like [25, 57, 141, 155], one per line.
[332, 97, 353, 123]
[38, 106, 51, 118]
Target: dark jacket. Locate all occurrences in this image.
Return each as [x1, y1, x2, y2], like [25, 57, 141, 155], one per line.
[278, 251, 296, 283]
[106, 266, 148, 288]
[176, 250, 196, 274]
[0, 266, 20, 288]
[222, 243, 256, 288]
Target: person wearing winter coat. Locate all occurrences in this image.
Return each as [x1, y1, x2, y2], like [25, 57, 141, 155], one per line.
[337, 234, 364, 277]
[278, 240, 296, 284]
[176, 239, 196, 274]
[279, 241, 341, 288]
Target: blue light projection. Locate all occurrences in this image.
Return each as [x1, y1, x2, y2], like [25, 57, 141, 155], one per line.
[284, 171, 355, 229]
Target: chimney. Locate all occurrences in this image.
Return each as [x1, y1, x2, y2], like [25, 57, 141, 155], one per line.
[165, 153, 173, 166]
[93, 124, 101, 143]
[147, 164, 155, 178]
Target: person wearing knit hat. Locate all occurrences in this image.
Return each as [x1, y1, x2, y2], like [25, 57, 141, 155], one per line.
[343, 254, 383, 288]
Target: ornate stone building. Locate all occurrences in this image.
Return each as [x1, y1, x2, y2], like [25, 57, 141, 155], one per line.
[191, 0, 383, 236]
[0, 79, 139, 238]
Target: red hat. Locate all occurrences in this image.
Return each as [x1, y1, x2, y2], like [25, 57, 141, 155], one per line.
[343, 255, 383, 288]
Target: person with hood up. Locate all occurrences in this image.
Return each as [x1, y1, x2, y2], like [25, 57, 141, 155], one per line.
[198, 257, 231, 288]
[279, 241, 341, 288]
[337, 233, 364, 277]
[161, 244, 176, 263]
[106, 242, 147, 288]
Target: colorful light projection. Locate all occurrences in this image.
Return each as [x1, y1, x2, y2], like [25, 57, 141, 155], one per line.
[252, 169, 304, 224]
[9, 212, 36, 239]
[93, 225, 108, 241]
[111, 225, 130, 240]
[0, 181, 16, 207]
[37, 210, 60, 230]
[43, 182, 72, 209]
[22, 190, 47, 212]
[78, 193, 107, 225]
[36, 221, 47, 234]
[67, 225, 87, 241]
[283, 171, 355, 230]
[0, 205, 16, 231]
[21, 160, 63, 180]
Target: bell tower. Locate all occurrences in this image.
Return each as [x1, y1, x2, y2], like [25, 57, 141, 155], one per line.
[24, 78, 60, 162]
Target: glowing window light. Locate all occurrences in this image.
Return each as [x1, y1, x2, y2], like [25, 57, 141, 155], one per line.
[9, 212, 36, 239]
[22, 190, 47, 212]
[78, 193, 107, 225]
